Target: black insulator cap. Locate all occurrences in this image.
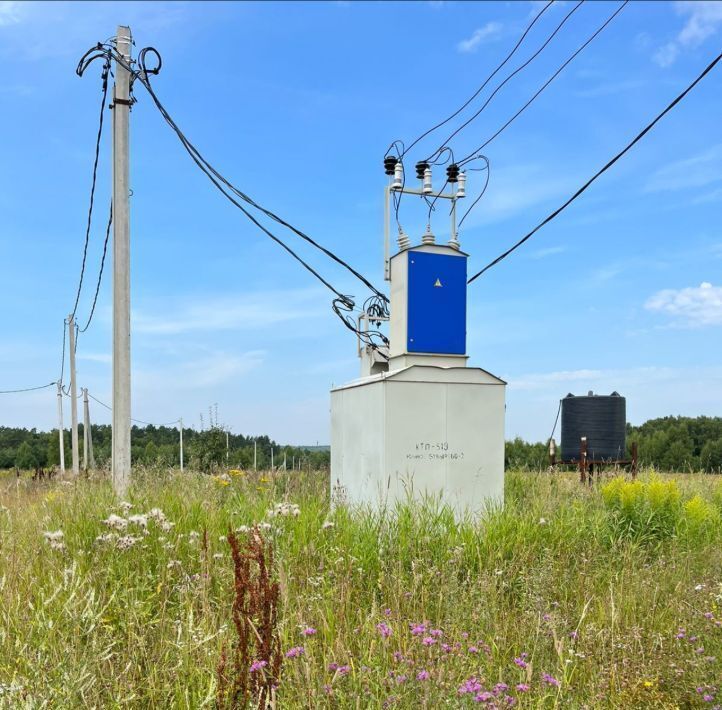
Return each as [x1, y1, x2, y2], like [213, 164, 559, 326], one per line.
[446, 163, 460, 183]
[415, 161, 429, 179]
[384, 156, 398, 175]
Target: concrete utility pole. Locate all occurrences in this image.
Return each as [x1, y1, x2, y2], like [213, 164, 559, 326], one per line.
[179, 418, 184, 472]
[226, 430, 229, 465]
[56, 381, 65, 474]
[68, 314, 79, 476]
[270, 447, 274, 470]
[82, 388, 95, 471]
[112, 25, 132, 496]
[254, 439, 257, 470]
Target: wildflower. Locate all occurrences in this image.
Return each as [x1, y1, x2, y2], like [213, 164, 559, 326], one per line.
[513, 656, 528, 669]
[539, 517, 547, 525]
[569, 631, 579, 640]
[441, 643, 452, 652]
[676, 629, 686, 639]
[695, 647, 705, 654]
[213, 553, 223, 560]
[410, 622, 426, 635]
[393, 651, 404, 663]
[493, 683, 509, 695]
[516, 684, 530, 693]
[127, 514, 148, 529]
[259, 522, 272, 532]
[102, 514, 128, 530]
[148, 508, 167, 523]
[542, 613, 551, 622]
[95, 533, 115, 544]
[328, 662, 339, 672]
[422, 636, 436, 646]
[166, 560, 181, 569]
[322, 520, 335, 530]
[468, 646, 479, 654]
[119, 501, 132, 513]
[703, 694, 714, 703]
[285, 646, 304, 658]
[377, 622, 392, 638]
[323, 684, 332, 696]
[116, 535, 141, 551]
[44, 530, 65, 552]
[395, 674, 407, 684]
[704, 612, 714, 619]
[430, 628, 443, 638]
[475, 691, 494, 702]
[417, 670, 430, 681]
[504, 696, 517, 706]
[459, 677, 483, 695]
[235, 525, 249, 534]
[695, 584, 705, 591]
[302, 627, 317, 636]
[159, 520, 174, 533]
[188, 530, 200, 541]
[250, 659, 268, 673]
[337, 665, 350, 676]
[542, 673, 560, 688]
[384, 608, 392, 616]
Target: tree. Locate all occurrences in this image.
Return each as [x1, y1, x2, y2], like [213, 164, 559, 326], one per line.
[16, 441, 37, 470]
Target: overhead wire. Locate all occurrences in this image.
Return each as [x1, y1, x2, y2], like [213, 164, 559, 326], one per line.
[457, 156, 490, 230]
[426, 0, 584, 163]
[467, 48, 722, 284]
[87, 392, 180, 426]
[78, 201, 113, 333]
[401, 0, 554, 159]
[459, 0, 628, 166]
[77, 43, 388, 350]
[70, 53, 111, 322]
[0, 382, 56, 395]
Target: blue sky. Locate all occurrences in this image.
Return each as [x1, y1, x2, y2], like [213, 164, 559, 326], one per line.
[1, 0, 721, 444]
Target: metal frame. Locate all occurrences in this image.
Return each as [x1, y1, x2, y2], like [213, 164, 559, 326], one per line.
[549, 437, 638, 484]
[384, 184, 460, 282]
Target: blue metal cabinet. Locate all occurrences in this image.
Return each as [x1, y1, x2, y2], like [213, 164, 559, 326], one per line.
[407, 251, 467, 354]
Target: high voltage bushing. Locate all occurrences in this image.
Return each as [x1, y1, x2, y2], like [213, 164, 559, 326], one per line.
[384, 156, 398, 175]
[415, 161, 429, 180]
[446, 163, 460, 183]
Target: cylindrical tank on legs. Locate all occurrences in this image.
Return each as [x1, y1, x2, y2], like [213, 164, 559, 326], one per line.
[561, 391, 626, 461]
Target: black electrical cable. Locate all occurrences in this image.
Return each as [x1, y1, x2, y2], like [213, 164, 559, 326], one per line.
[427, 0, 584, 163]
[70, 53, 111, 321]
[78, 201, 112, 333]
[87, 391, 181, 426]
[94, 44, 386, 304]
[467, 48, 722, 284]
[459, 1, 628, 166]
[402, 0, 554, 159]
[0, 382, 55, 395]
[547, 399, 562, 445]
[457, 156, 491, 230]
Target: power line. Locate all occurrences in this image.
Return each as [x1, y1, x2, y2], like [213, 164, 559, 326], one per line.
[0, 382, 55, 395]
[427, 0, 584, 162]
[467, 48, 722, 284]
[401, 0, 554, 159]
[78, 201, 113, 333]
[87, 392, 180, 426]
[70, 53, 111, 321]
[459, 1, 628, 166]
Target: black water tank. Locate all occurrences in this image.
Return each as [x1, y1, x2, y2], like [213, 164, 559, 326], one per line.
[561, 391, 626, 461]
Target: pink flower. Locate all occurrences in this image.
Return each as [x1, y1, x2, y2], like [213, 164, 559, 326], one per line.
[249, 659, 267, 673]
[704, 612, 714, 619]
[516, 683, 530, 693]
[376, 622, 392, 638]
[542, 673, 560, 688]
[393, 651, 404, 663]
[384, 608, 392, 617]
[395, 674, 407, 684]
[475, 691, 493, 702]
[422, 636, 436, 646]
[430, 628, 443, 638]
[569, 631, 578, 640]
[417, 670, 430, 681]
[703, 695, 714, 703]
[468, 646, 479, 654]
[337, 665, 350, 676]
[285, 646, 304, 658]
[410, 623, 426, 636]
[441, 643, 452, 653]
[328, 662, 339, 672]
[459, 677, 483, 695]
[493, 683, 509, 695]
[302, 627, 317, 636]
[513, 656, 528, 669]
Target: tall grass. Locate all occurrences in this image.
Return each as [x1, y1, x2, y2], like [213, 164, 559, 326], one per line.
[0, 468, 720, 707]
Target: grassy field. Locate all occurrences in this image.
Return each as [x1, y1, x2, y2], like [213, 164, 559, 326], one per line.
[0, 468, 720, 709]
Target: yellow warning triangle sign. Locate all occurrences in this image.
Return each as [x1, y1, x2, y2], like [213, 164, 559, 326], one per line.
[434, 278, 443, 288]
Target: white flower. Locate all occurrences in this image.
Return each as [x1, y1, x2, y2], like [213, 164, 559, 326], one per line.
[188, 530, 200, 541]
[119, 501, 133, 513]
[322, 521, 335, 530]
[259, 522, 272, 532]
[116, 535, 141, 551]
[128, 514, 148, 529]
[159, 520, 174, 533]
[102, 514, 128, 530]
[167, 559, 181, 570]
[539, 517, 547, 525]
[213, 553, 223, 560]
[218, 535, 227, 543]
[695, 584, 705, 591]
[44, 530, 64, 542]
[95, 533, 115, 544]
[267, 502, 300, 518]
[235, 525, 249, 534]
[148, 508, 167, 523]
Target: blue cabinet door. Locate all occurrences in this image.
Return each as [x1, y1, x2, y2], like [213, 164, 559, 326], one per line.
[407, 251, 467, 354]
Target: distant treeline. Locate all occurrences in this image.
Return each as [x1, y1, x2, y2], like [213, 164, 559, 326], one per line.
[3, 416, 721, 473]
[0, 424, 330, 472]
[506, 416, 722, 473]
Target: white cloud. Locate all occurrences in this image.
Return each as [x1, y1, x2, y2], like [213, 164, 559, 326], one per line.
[134, 289, 325, 335]
[645, 282, 722, 327]
[0, 1, 22, 26]
[528, 245, 566, 260]
[653, 1, 722, 67]
[457, 22, 503, 53]
[644, 144, 722, 193]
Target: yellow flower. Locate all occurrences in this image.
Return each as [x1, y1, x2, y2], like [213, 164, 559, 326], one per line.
[643, 680, 654, 688]
[229, 469, 246, 477]
[259, 476, 270, 484]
